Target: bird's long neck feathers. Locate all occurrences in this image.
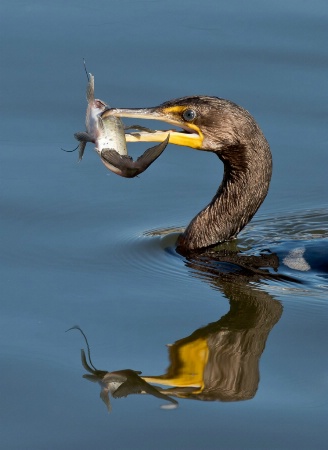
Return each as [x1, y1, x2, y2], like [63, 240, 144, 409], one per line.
[177, 140, 272, 252]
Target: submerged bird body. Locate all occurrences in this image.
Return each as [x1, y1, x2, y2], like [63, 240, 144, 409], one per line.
[103, 96, 272, 251]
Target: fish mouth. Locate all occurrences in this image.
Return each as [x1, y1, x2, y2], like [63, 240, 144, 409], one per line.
[101, 107, 203, 149]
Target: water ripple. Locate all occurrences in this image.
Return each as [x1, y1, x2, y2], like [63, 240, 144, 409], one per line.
[113, 226, 191, 284]
[4, 199, 328, 299]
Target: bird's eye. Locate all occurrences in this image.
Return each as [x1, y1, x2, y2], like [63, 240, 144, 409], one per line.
[183, 109, 196, 122]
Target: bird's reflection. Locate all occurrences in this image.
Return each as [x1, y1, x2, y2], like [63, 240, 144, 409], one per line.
[70, 242, 287, 409]
[143, 277, 282, 401]
[142, 242, 283, 401]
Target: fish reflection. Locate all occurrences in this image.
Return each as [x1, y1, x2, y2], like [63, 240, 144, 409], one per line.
[68, 326, 178, 412]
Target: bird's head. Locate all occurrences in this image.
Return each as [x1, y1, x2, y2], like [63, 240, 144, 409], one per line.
[102, 96, 260, 154]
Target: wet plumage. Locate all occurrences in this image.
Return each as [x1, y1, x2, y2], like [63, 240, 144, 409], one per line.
[104, 96, 272, 252]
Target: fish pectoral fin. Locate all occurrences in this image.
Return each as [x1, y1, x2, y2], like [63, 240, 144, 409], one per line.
[74, 133, 94, 161]
[135, 135, 169, 171]
[74, 132, 94, 143]
[80, 349, 95, 373]
[82, 374, 99, 383]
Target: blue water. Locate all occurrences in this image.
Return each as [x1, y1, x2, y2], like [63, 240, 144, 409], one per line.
[1, 1, 328, 449]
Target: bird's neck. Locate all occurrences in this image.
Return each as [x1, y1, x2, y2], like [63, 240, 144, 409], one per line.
[177, 142, 272, 253]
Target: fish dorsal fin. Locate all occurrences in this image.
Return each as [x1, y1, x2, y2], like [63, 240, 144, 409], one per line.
[74, 132, 94, 143]
[86, 74, 95, 103]
[74, 132, 94, 161]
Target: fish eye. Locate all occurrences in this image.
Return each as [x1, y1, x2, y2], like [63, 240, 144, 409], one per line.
[95, 100, 106, 109]
[183, 109, 196, 122]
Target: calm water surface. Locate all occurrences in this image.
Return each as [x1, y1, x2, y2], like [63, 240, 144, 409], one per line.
[1, 1, 328, 449]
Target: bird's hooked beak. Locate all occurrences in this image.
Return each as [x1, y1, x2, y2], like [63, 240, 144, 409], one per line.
[101, 106, 204, 149]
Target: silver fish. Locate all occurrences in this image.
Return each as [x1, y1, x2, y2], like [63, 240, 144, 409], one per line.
[74, 74, 169, 176]
[74, 74, 127, 161]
